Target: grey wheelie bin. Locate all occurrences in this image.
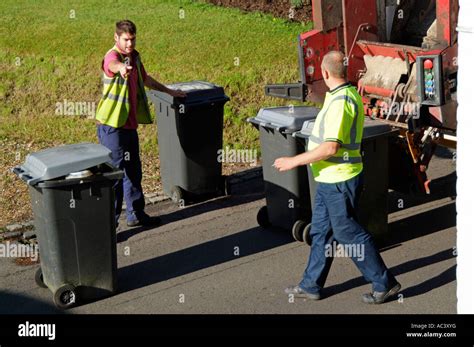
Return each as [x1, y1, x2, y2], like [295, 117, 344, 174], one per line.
[148, 81, 230, 205]
[248, 106, 319, 234]
[294, 118, 399, 244]
[12, 143, 123, 309]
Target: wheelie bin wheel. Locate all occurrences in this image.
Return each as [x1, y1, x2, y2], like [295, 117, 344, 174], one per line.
[34, 268, 47, 289]
[303, 223, 312, 246]
[222, 175, 231, 196]
[292, 220, 306, 242]
[171, 186, 185, 205]
[53, 284, 77, 309]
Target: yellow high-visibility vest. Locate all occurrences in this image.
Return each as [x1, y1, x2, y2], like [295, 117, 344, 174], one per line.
[95, 46, 152, 128]
[308, 83, 365, 183]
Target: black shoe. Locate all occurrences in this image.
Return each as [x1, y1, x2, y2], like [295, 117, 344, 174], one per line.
[362, 282, 401, 304]
[126, 214, 161, 227]
[284, 285, 320, 300]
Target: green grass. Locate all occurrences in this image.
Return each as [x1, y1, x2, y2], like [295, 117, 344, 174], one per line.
[0, 0, 312, 226]
[290, 0, 310, 9]
[0, 0, 311, 149]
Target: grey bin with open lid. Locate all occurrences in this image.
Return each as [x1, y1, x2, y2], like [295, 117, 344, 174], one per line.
[12, 143, 123, 309]
[294, 118, 399, 244]
[247, 106, 319, 235]
[148, 81, 230, 205]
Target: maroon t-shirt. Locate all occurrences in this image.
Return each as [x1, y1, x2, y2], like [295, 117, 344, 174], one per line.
[103, 47, 148, 129]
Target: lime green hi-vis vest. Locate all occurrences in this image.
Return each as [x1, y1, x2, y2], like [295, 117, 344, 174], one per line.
[307, 83, 365, 184]
[95, 46, 152, 128]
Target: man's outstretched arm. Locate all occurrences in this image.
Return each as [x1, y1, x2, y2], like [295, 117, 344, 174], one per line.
[144, 75, 186, 97]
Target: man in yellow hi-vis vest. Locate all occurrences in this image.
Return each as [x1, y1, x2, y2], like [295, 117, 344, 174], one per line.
[96, 20, 185, 228]
[274, 51, 400, 304]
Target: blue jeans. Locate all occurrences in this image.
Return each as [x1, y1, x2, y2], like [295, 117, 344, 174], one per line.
[299, 173, 396, 294]
[97, 124, 146, 224]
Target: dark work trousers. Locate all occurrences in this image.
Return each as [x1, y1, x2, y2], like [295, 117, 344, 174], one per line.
[299, 173, 397, 294]
[97, 124, 145, 225]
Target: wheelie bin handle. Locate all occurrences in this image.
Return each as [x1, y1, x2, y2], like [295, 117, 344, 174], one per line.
[171, 96, 229, 110]
[246, 118, 291, 133]
[12, 167, 34, 184]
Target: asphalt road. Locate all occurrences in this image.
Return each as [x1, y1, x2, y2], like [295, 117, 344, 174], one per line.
[0, 147, 457, 314]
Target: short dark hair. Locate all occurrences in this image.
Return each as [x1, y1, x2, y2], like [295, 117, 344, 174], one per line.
[115, 20, 136, 36]
[321, 51, 347, 79]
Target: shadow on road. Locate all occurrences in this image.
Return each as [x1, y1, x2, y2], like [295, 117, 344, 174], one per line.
[118, 226, 293, 293]
[401, 264, 456, 299]
[388, 171, 456, 214]
[118, 175, 456, 295]
[117, 163, 456, 300]
[0, 290, 65, 314]
[382, 202, 456, 248]
[117, 193, 264, 243]
[323, 248, 456, 300]
[117, 168, 265, 243]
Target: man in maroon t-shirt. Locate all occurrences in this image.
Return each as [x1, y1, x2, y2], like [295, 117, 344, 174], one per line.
[97, 20, 185, 228]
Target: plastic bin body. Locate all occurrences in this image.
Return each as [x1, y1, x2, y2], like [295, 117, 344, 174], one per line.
[296, 119, 398, 238]
[148, 81, 229, 198]
[248, 107, 319, 230]
[29, 166, 120, 300]
[13, 143, 123, 306]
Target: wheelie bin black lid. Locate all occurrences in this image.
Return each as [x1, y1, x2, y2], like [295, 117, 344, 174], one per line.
[295, 118, 396, 139]
[247, 106, 319, 134]
[363, 118, 398, 139]
[12, 143, 113, 186]
[147, 80, 229, 106]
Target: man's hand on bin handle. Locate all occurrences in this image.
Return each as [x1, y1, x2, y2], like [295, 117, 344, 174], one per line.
[167, 88, 186, 98]
[143, 75, 186, 98]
